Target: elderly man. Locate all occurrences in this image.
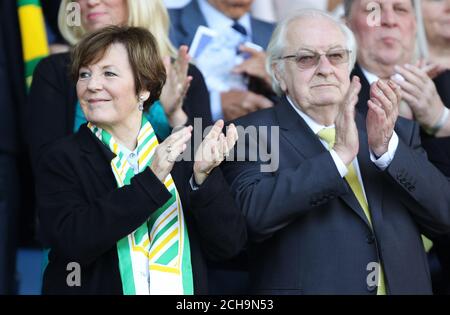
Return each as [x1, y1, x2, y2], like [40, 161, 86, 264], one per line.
[169, 0, 275, 121]
[222, 9, 450, 294]
[345, 0, 450, 293]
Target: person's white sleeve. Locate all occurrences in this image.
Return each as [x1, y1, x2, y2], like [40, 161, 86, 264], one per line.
[189, 175, 200, 191]
[369, 132, 399, 170]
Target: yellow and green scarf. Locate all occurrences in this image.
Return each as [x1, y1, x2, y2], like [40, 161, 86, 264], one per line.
[88, 116, 193, 295]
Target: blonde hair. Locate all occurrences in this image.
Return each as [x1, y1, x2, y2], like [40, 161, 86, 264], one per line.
[58, 0, 177, 57]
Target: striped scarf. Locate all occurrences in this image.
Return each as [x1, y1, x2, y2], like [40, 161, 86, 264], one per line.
[88, 117, 193, 295]
[17, 0, 49, 90]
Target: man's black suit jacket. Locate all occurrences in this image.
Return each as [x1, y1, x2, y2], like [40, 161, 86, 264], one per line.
[352, 64, 450, 293]
[222, 96, 450, 294]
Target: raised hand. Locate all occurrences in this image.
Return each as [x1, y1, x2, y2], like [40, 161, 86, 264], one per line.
[333, 76, 361, 166]
[221, 90, 273, 121]
[232, 45, 271, 87]
[193, 120, 238, 185]
[393, 63, 446, 132]
[416, 59, 447, 80]
[150, 126, 193, 182]
[159, 45, 192, 127]
[366, 80, 400, 157]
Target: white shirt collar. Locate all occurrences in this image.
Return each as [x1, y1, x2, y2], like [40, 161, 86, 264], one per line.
[197, 0, 252, 38]
[286, 96, 335, 134]
[359, 66, 379, 85]
[117, 143, 136, 156]
[117, 142, 139, 172]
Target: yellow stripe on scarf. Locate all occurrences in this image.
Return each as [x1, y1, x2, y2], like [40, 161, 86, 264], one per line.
[149, 228, 179, 260]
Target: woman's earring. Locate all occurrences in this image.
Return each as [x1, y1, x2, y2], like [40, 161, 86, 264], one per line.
[138, 96, 144, 111]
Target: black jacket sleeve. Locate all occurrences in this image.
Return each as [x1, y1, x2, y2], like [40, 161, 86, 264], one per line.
[386, 120, 450, 238]
[183, 64, 212, 128]
[36, 143, 172, 265]
[188, 167, 247, 261]
[27, 53, 75, 171]
[222, 151, 349, 243]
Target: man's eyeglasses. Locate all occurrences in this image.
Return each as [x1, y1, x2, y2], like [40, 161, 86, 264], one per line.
[278, 49, 351, 70]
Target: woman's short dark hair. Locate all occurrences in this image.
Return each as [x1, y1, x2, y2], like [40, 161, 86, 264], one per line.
[71, 25, 166, 111]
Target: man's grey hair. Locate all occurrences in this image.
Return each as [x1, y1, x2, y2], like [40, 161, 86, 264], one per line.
[266, 9, 357, 96]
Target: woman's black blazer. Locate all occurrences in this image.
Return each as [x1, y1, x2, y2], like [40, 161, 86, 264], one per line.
[36, 124, 246, 294]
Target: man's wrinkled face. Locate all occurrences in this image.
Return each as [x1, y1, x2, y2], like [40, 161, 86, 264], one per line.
[276, 17, 351, 113]
[207, 0, 254, 20]
[347, 0, 416, 68]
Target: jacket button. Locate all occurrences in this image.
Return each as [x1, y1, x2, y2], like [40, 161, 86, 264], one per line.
[366, 234, 375, 244]
[367, 285, 377, 293]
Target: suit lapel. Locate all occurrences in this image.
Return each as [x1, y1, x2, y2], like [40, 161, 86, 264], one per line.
[352, 64, 385, 226]
[180, 0, 208, 45]
[352, 63, 371, 117]
[275, 97, 376, 229]
[77, 125, 116, 191]
[274, 97, 325, 160]
[250, 18, 268, 48]
[355, 113, 384, 227]
[77, 125, 190, 206]
[335, 113, 383, 229]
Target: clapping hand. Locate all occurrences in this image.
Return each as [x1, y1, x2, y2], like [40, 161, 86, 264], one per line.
[159, 45, 192, 127]
[334, 76, 361, 166]
[366, 79, 401, 157]
[393, 63, 446, 132]
[193, 120, 238, 185]
[150, 126, 193, 183]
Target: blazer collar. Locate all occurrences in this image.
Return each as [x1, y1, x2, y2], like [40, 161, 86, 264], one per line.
[76, 124, 116, 190]
[75, 124, 188, 198]
[250, 18, 268, 48]
[77, 124, 114, 157]
[275, 96, 382, 229]
[354, 113, 384, 230]
[180, 0, 208, 44]
[274, 96, 325, 159]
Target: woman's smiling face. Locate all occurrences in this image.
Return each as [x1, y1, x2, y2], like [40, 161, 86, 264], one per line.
[76, 43, 142, 128]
